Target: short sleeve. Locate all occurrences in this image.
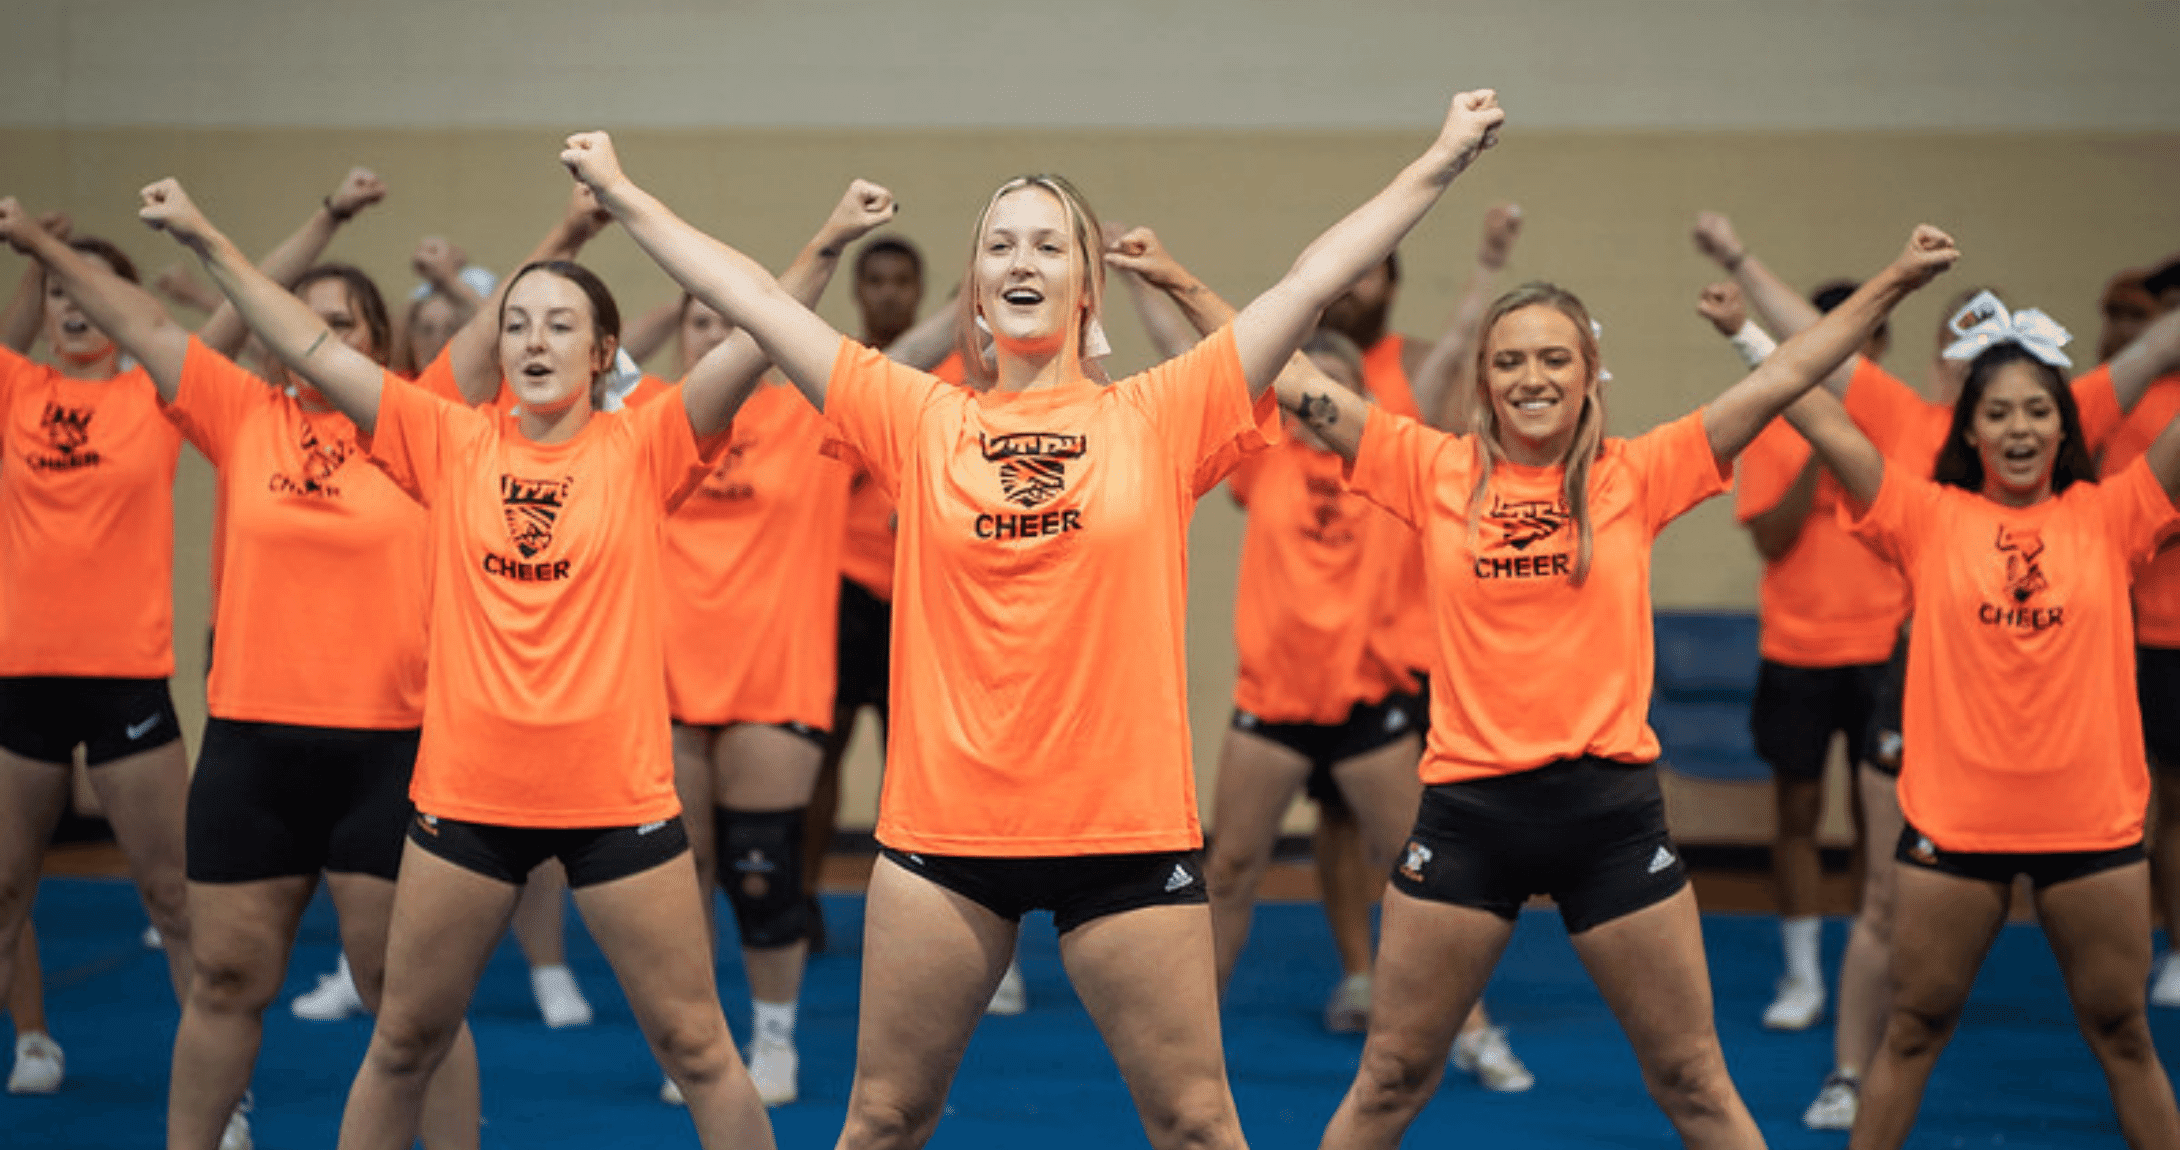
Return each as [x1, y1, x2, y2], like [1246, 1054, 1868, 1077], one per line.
[623, 383, 732, 512]
[0, 343, 39, 413]
[1842, 359, 1924, 459]
[1844, 464, 1937, 569]
[362, 373, 473, 505]
[413, 345, 467, 404]
[1118, 325, 1282, 498]
[2099, 456, 2180, 568]
[2071, 364, 2122, 457]
[162, 336, 268, 466]
[1227, 451, 1264, 507]
[1623, 410, 1734, 535]
[1733, 417, 1811, 524]
[1344, 405, 1448, 531]
[825, 337, 948, 495]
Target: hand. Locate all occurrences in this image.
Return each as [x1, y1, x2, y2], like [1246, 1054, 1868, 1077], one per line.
[1103, 226, 1186, 289]
[411, 236, 464, 285]
[559, 131, 628, 198]
[561, 182, 614, 247]
[327, 167, 387, 219]
[1437, 89, 1505, 170]
[1692, 211, 1746, 270]
[139, 178, 218, 251]
[1891, 224, 1959, 289]
[1478, 203, 1522, 270]
[0, 198, 37, 254]
[1697, 281, 1747, 335]
[36, 212, 71, 242]
[821, 179, 898, 247]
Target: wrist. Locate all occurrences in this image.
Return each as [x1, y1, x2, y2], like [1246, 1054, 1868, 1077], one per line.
[1722, 249, 1747, 273]
[323, 195, 357, 225]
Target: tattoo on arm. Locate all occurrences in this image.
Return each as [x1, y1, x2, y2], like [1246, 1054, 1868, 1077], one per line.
[1296, 391, 1338, 428]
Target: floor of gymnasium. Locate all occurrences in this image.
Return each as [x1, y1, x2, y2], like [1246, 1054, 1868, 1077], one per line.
[7, 847, 2164, 1148]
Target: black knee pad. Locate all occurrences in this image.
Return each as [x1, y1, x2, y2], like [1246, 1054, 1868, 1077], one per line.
[715, 807, 811, 949]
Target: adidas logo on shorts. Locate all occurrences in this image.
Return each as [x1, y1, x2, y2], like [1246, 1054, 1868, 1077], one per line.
[1165, 863, 1195, 893]
[1647, 845, 1676, 875]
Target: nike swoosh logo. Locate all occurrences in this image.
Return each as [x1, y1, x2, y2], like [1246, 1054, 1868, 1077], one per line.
[125, 715, 161, 741]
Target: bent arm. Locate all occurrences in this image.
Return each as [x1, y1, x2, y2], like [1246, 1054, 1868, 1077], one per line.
[15, 225, 188, 398]
[1782, 387, 1885, 509]
[199, 169, 383, 357]
[882, 292, 964, 371]
[1, 261, 41, 353]
[1412, 204, 1520, 430]
[1693, 212, 1858, 396]
[1746, 457, 1820, 562]
[441, 193, 612, 406]
[2110, 305, 2180, 414]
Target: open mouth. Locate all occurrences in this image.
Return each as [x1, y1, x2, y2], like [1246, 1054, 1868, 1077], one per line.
[1001, 288, 1043, 306]
[520, 363, 553, 380]
[1512, 394, 1558, 413]
[60, 318, 90, 336]
[2002, 444, 2039, 462]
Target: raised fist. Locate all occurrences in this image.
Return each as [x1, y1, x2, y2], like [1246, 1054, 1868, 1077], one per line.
[1691, 212, 1746, 269]
[0, 198, 33, 253]
[328, 168, 387, 218]
[559, 131, 627, 195]
[1696, 281, 1747, 336]
[411, 236, 465, 285]
[823, 179, 898, 244]
[36, 211, 71, 242]
[139, 178, 217, 250]
[1478, 203, 1522, 271]
[1102, 226, 1184, 289]
[1893, 224, 1959, 288]
[1440, 89, 1505, 166]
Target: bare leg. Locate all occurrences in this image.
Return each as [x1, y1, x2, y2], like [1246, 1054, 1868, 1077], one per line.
[1063, 904, 1247, 1149]
[167, 878, 315, 1150]
[673, 724, 721, 947]
[2154, 765, 2180, 975]
[573, 852, 773, 1150]
[1773, 776, 1825, 921]
[1848, 865, 2009, 1150]
[510, 861, 570, 968]
[1313, 802, 1376, 979]
[86, 739, 194, 1002]
[1835, 767, 1904, 1076]
[0, 753, 75, 1012]
[2035, 862, 2180, 1149]
[328, 872, 480, 1150]
[1203, 729, 1310, 993]
[837, 857, 1017, 1150]
[10, 921, 45, 1036]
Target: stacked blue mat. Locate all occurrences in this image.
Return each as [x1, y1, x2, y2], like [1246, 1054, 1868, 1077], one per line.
[1650, 610, 1771, 782]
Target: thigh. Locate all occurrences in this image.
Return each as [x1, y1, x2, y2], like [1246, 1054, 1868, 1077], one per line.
[88, 738, 191, 881]
[848, 856, 1019, 1117]
[1060, 902, 1236, 1121]
[1857, 766, 1906, 921]
[1206, 727, 1311, 871]
[187, 721, 326, 883]
[1365, 888, 1517, 1064]
[713, 723, 824, 811]
[188, 877, 316, 990]
[324, 728, 419, 883]
[1888, 863, 2011, 1016]
[78, 679, 184, 766]
[1327, 733, 1423, 873]
[1569, 888, 1725, 1069]
[2035, 860, 2155, 1020]
[569, 850, 725, 1036]
[325, 872, 399, 1006]
[377, 840, 522, 1038]
[672, 724, 718, 866]
[0, 751, 71, 901]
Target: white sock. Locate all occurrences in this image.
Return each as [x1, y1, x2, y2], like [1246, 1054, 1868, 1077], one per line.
[1782, 916, 1821, 983]
[753, 1000, 796, 1047]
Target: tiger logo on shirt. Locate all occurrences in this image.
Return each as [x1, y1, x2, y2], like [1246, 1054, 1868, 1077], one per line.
[973, 432, 1089, 541]
[500, 475, 573, 558]
[1301, 474, 1359, 547]
[695, 438, 755, 502]
[1472, 495, 1573, 580]
[1981, 525, 2062, 632]
[30, 402, 101, 471]
[268, 423, 353, 498]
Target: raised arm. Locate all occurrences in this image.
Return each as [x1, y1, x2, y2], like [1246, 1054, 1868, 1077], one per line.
[0, 199, 188, 396]
[679, 180, 897, 437]
[1411, 202, 1522, 431]
[198, 168, 385, 357]
[563, 132, 861, 411]
[439, 188, 615, 406]
[1692, 211, 1861, 397]
[154, 263, 226, 315]
[1107, 225, 1370, 458]
[1228, 90, 1502, 398]
[1, 212, 69, 352]
[2109, 305, 2180, 414]
[881, 288, 965, 371]
[138, 180, 385, 430]
[1781, 387, 1885, 509]
[620, 299, 680, 371]
[1700, 280, 1820, 560]
[1703, 225, 1959, 463]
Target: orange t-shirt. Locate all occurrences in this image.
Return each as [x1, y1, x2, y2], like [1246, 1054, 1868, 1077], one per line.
[1347, 406, 1733, 784]
[415, 346, 517, 413]
[0, 346, 181, 678]
[1735, 417, 1909, 666]
[1228, 440, 1412, 723]
[824, 327, 1277, 855]
[1360, 333, 1432, 684]
[166, 339, 429, 727]
[629, 375, 851, 729]
[839, 351, 964, 601]
[364, 373, 726, 827]
[2097, 372, 2180, 647]
[1849, 460, 2175, 852]
[1844, 359, 2122, 477]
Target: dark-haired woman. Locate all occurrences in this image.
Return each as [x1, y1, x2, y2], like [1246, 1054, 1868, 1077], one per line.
[1782, 307, 2180, 1149]
[121, 173, 901, 1150]
[1262, 228, 1958, 1149]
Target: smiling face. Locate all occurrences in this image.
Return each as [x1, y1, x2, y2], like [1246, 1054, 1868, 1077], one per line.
[499, 270, 613, 415]
[1481, 304, 1593, 463]
[44, 251, 119, 364]
[973, 184, 1089, 359]
[1967, 360, 2064, 504]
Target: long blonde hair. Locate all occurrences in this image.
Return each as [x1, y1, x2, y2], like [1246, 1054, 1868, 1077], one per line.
[954, 174, 1108, 390]
[1466, 282, 1607, 583]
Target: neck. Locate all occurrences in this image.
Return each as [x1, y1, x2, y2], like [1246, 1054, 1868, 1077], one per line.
[991, 339, 1086, 393]
[1498, 427, 1576, 468]
[1980, 474, 2053, 509]
[864, 321, 908, 350]
[518, 398, 592, 445]
[57, 347, 119, 381]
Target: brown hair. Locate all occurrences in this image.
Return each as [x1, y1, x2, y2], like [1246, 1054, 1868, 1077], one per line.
[1933, 343, 2096, 495]
[954, 175, 1106, 389]
[294, 264, 391, 366]
[1467, 283, 1607, 583]
[67, 237, 139, 284]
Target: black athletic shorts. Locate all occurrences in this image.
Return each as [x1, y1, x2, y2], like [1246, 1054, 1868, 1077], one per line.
[0, 676, 183, 766]
[1389, 756, 1687, 934]
[187, 719, 418, 883]
[1750, 659, 1885, 779]
[831, 577, 892, 739]
[1864, 634, 1910, 777]
[407, 812, 690, 889]
[2138, 646, 2180, 768]
[881, 847, 1208, 935]
[1233, 690, 1426, 807]
[1896, 822, 2143, 889]
[675, 718, 831, 751]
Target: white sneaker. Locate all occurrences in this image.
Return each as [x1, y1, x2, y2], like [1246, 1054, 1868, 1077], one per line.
[1762, 973, 1826, 1031]
[1323, 973, 1372, 1033]
[2152, 953, 2180, 1008]
[1450, 1025, 1535, 1093]
[746, 1038, 798, 1107]
[7, 1032, 63, 1094]
[1803, 1070, 1860, 1130]
[292, 957, 365, 1021]
[220, 1095, 253, 1150]
[142, 924, 164, 950]
[529, 964, 593, 1029]
[659, 1076, 685, 1106]
[985, 958, 1027, 1016]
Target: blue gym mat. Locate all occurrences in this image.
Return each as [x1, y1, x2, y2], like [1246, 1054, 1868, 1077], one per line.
[4, 876, 2168, 1147]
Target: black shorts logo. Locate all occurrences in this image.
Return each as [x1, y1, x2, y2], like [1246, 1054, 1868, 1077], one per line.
[1398, 840, 1433, 883]
[1907, 834, 1937, 865]
[500, 474, 574, 558]
[31, 402, 101, 471]
[980, 432, 1086, 508]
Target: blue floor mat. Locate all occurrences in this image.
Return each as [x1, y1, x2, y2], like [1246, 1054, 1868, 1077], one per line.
[5, 876, 2168, 1147]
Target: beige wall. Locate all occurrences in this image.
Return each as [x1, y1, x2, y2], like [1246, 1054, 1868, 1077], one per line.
[4, 124, 2176, 828]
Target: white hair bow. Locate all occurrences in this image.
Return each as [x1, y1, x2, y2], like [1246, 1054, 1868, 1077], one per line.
[1941, 290, 2073, 369]
[1590, 318, 1612, 382]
